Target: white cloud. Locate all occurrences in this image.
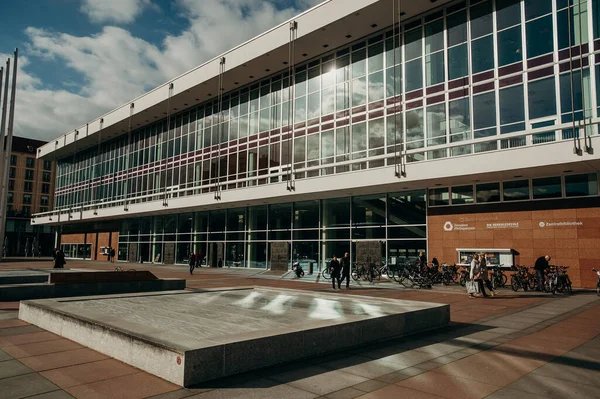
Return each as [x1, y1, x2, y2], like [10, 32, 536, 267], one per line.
[10, 0, 324, 142]
[80, 0, 154, 24]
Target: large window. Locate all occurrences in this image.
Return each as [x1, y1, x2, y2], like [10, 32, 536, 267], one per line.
[533, 176, 562, 199]
[526, 15, 554, 58]
[528, 78, 557, 120]
[499, 85, 525, 133]
[565, 173, 598, 197]
[503, 180, 530, 201]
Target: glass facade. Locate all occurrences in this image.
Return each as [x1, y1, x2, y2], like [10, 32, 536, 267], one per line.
[117, 190, 427, 268]
[52, 0, 600, 211]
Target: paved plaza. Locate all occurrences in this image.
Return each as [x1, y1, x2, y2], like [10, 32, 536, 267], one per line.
[1, 260, 599, 398]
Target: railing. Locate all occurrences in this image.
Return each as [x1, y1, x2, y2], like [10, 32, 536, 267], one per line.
[33, 120, 599, 223]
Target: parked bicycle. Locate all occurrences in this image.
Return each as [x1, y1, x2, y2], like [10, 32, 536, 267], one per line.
[395, 262, 433, 289]
[545, 266, 572, 295]
[490, 265, 508, 289]
[510, 266, 529, 292]
[351, 263, 378, 282]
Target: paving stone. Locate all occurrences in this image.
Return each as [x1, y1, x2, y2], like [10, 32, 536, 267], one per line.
[484, 387, 551, 399]
[354, 384, 443, 399]
[19, 348, 108, 373]
[0, 332, 61, 348]
[65, 372, 180, 399]
[325, 387, 365, 399]
[352, 379, 388, 393]
[147, 388, 211, 399]
[532, 360, 600, 387]
[26, 391, 76, 399]
[0, 319, 29, 328]
[3, 339, 84, 359]
[412, 361, 440, 371]
[269, 365, 368, 396]
[0, 325, 44, 337]
[0, 348, 12, 362]
[397, 371, 501, 399]
[321, 356, 406, 379]
[0, 313, 18, 321]
[506, 373, 600, 399]
[40, 358, 140, 388]
[186, 379, 317, 399]
[0, 373, 60, 399]
[0, 359, 34, 379]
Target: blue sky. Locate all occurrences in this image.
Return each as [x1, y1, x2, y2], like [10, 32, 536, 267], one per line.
[0, 0, 320, 140]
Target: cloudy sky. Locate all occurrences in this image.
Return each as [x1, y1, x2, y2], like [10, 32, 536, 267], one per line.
[0, 0, 321, 141]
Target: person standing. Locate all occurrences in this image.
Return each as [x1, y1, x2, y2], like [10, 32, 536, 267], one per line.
[534, 255, 551, 291]
[340, 252, 351, 289]
[109, 247, 116, 263]
[469, 254, 488, 298]
[330, 255, 341, 289]
[189, 252, 196, 275]
[53, 249, 66, 269]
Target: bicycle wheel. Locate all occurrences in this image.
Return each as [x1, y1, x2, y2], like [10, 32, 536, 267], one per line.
[351, 268, 359, 281]
[393, 268, 404, 283]
[460, 273, 467, 287]
[401, 272, 414, 288]
[500, 273, 508, 288]
[373, 268, 381, 281]
[322, 268, 331, 280]
[386, 267, 395, 280]
[442, 272, 451, 286]
[367, 269, 374, 283]
[510, 276, 519, 292]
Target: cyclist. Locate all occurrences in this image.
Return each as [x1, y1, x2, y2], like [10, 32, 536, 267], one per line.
[534, 255, 551, 292]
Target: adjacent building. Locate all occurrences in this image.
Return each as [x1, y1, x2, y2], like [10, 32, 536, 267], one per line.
[33, 0, 600, 287]
[6, 136, 55, 256]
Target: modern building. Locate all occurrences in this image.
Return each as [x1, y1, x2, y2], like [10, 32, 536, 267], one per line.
[33, 0, 600, 287]
[5, 136, 55, 256]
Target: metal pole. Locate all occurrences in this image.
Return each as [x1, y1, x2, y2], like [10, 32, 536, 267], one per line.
[0, 49, 18, 261]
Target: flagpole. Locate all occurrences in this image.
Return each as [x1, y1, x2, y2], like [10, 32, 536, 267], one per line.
[0, 49, 18, 261]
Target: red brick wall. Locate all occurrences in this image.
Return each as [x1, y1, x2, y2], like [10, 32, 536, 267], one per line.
[60, 232, 119, 262]
[428, 208, 600, 288]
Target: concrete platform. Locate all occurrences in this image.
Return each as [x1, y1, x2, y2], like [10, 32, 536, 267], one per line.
[19, 287, 450, 387]
[0, 270, 186, 300]
[0, 270, 49, 285]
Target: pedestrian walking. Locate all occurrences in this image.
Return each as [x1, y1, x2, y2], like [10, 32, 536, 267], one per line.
[109, 247, 116, 263]
[480, 253, 495, 296]
[468, 254, 488, 298]
[330, 255, 341, 289]
[340, 252, 351, 289]
[189, 252, 196, 275]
